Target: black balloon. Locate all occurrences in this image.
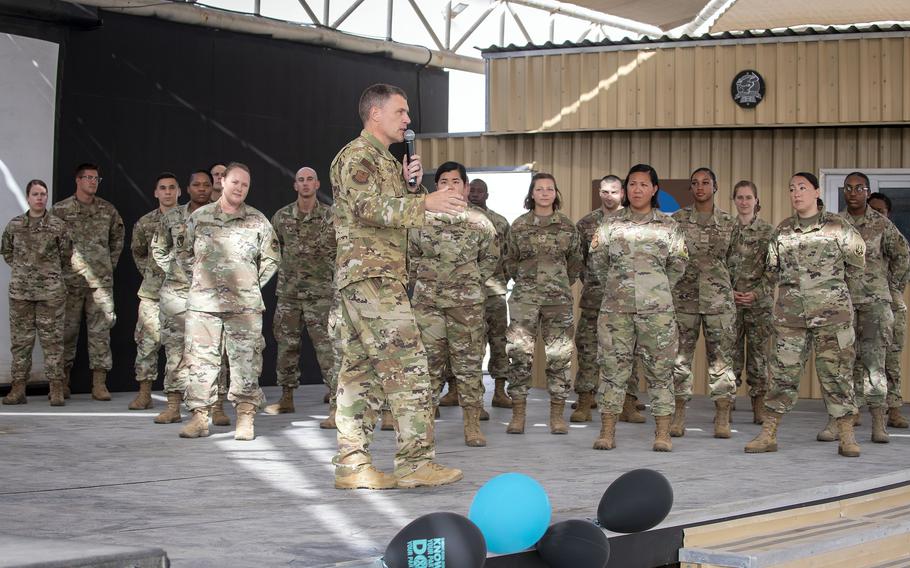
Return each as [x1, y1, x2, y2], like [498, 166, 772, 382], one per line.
[384, 512, 486, 568]
[536, 519, 610, 568]
[597, 469, 673, 533]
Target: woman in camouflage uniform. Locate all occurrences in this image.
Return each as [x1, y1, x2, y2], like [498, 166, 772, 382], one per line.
[589, 164, 688, 451]
[504, 173, 583, 435]
[745, 172, 867, 457]
[729, 181, 774, 425]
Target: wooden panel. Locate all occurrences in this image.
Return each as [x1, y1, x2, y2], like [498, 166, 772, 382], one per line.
[487, 35, 910, 133]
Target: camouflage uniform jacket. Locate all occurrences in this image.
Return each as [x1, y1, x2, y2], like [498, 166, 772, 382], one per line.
[671, 205, 737, 314]
[767, 208, 866, 329]
[132, 208, 168, 300]
[840, 206, 910, 306]
[728, 215, 775, 310]
[330, 130, 428, 290]
[185, 202, 280, 313]
[480, 207, 510, 297]
[271, 200, 336, 300]
[52, 195, 124, 289]
[506, 210, 583, 306]
[589, 208, 688, 314]
[152, 204, 195, 296]
[408, 203, 499, 309]
[1, 211, 70, 301]
[889, 233, 910, 308]
[577, 207, 624, 309]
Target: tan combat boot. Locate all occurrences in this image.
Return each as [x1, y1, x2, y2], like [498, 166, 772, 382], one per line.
[48, 380, 65, 407]
[506, 399, 526, 434]
[714, 399, 732, 439]
[479, 407, 490, 421]
[871, 407, 890, 443]
[634, 397, 646, 411]
[179, 407, 210, 438]
[669, 397, 687, 437]
[438, 376, 458, 406]
[853, 411, 862, 426]
[320, 404, 337, 429]
[837, 415, 861, 457]
[263, 386, 295, 415]
[323, 389, 330, 404]
[397, 462, 463, 489]
[491, 378, 512, 408]
[380, 408, 396, 431]
[744, 411, 782, 453]
[91, 370, 111, 401]
[653, 415, 672, 452]
[593, 413, 618, 450]
[211, 394, 231, 426]
[751, 395, 765, 424]
[570, 391, 595, 423]
[888, 406, 909, 428]
[816, 416, 838, 441]
[128, 382, 153, 410]
[234, 402, 256, 441]
[550, 400, 568, 434]
[63, 365, 72, 399]
[619, 394, 646, 424]
[2, 379, 27, 405]
[334, 465, 397, 490]
[154, 392, 183, 424]
[463, 406, 487, 447]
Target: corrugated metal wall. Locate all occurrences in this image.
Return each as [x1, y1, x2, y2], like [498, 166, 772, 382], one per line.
[487, 36, 910, 133]
[420, 126, 910, 399]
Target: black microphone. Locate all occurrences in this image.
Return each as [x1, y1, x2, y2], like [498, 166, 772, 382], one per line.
[404, 129, 417, 186]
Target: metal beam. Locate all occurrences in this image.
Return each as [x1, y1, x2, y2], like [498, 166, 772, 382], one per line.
[323, 0, 329, 26]
[505, 2, 532, 44]
[445, 1, 452, 50]
[296, 0, 320, 26]
[506, 0, 662, 36]
[330, 0, 366, 29]
[676, 0, 738, 36]
[406, 0, 445, 52]
[386, 0, 393, 41]
[76, 0, 484, 73]
[451, 1, 500, 52]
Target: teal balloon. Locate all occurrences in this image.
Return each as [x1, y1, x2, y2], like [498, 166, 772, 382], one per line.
[468, 473, 551, 554]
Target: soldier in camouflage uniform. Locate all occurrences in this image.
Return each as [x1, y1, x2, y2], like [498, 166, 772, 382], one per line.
[266, 166, 337, 427]
[505, 173, 583, 435]
[1, 180, 70, 406]
[573, 174, 645, 423]
[150, 170, 213, 424]
[128, 173, 180, 411]
[589, 164, 688, 451]
[209, 163, 226, 203]
[729, 181, 774, 425]
[815, 172, 910, 444]
[178, 162, 280, 442]
[670, 168, 739, 439]
[867, 193, 910, 428]
[409, 161, 499, 447]
[52, 163, 124, 401]
[746, 172, 866, 457]
[330, 84, 466, 490]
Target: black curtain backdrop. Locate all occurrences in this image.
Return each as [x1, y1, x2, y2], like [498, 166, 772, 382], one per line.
[4, 7, 449, 394]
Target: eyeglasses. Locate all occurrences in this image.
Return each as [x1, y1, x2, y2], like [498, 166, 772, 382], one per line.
[841, 185, 869, 194]
[78, 175, 102, 182]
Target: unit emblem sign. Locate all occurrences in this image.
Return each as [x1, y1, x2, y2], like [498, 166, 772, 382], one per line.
[731, 70, 765, 108]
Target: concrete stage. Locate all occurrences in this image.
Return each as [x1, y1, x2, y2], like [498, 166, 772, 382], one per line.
[1, 379, 909, 568]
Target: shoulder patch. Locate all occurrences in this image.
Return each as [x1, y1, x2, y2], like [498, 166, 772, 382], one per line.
[359, 158, 377, 173]
[353, 170, 370, 184]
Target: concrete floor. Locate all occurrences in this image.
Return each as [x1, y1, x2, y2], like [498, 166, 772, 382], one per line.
[1, 379, 909, 568]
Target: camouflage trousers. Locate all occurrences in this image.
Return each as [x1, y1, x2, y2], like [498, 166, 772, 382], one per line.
[63, 286, 115, 371]
[182, 310, 265, 411]
[158, 288, 188, 393]
[506, 301, 575, 402]
[273, 295, 335, 392]
[764, 321, 857, 418]
[852, 303, 892, 409]
[672, 311, 738, 401]
[134, 298, 161, 383]
[887, 299, 906, 408]
[732, 307, 771, 397]
[414, 302, 486, 408]
[596, 311, 677, 417]
[8, 297, 64, 382]
[333, 278, 435, 479]
[483, 294, 509, 381]
[576, 306, 639, 396]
